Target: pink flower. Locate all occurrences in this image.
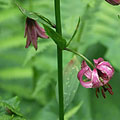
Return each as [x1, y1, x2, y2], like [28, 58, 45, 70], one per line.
[77, 58, 114, 98]
[24, 17, 49, 50]
[105, 0, 120, 5]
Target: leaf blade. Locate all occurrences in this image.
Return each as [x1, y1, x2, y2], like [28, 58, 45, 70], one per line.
[43, 24, 67, 49]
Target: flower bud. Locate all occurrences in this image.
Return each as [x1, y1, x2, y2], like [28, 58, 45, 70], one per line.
[105, 0, 120, 5]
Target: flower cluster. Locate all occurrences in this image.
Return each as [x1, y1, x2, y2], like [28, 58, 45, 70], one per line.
[24, 17, 49, 50]
[77, 58, 114, 98]
[105, 0, 120, 5]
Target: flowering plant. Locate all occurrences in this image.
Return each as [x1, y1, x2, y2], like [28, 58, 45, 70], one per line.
[78, 58, 114, 98]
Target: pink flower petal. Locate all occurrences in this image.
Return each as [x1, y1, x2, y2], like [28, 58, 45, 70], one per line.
[26, 25, 37, 50]
[97, 61, 114, 79]
[24, 23, 27, 38]
[81, 61, 92, 79]
[91, 69, 103, 88]
[93, 58, 104, 66]
[77, 68, 93, 88]
[25, 37, 31, 48]
[35, 22, 49, 39]
[31, 26, 38, 50]
[25, 26, 32, 48]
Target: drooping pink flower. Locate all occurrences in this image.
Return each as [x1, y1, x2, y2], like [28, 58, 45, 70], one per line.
[24, 17, 49, 50]
[77, 58, 114, 98]
[105, 0, 120, 5]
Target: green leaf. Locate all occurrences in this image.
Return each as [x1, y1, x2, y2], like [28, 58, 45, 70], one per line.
[0, 96, 23, 117]
[63, 56, 80, 110]
[43, 24, 67, 49]
[64, 101, 83, 120]
[34, 12, 56, 28]
[67, 17, 80, 46]
[56, 56, 80, 110]
[15, 2, 37, 20]
[16, 3, 55, 27]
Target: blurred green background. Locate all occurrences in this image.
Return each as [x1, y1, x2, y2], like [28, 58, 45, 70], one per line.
[0, 0, 120, 120]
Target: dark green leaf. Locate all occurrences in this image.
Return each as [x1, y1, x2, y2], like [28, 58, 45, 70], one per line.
[16, 3, 37, 20]
[43, 24, 67, 49]
[16, 3, 55, 27]
[34, 12, 56, 28]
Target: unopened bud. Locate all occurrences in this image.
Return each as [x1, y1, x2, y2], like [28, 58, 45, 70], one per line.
[105, 0, 120, 5]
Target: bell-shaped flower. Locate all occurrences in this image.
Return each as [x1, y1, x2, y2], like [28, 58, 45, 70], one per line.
[77, 58, 114, 98]
[24, 17, 49, 50]
[105, 0, 120, 5]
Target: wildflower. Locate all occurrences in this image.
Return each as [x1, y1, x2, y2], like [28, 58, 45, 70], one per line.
[24, 17, 49, 50]
[77, 58, 114, 98]
[105, 0, 120, 5]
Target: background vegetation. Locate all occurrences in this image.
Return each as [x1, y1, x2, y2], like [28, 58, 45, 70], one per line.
[0, 0, 120, 120]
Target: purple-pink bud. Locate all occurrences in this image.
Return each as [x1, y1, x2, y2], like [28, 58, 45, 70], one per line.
[105, 0, 120, 5]
[24, 17, 49, 50]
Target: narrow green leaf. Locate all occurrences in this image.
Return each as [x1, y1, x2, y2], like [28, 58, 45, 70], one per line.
[16, 3, 37, 20]
[34, 12, 56, 28]
[67, 17, 80, 46]
[16, 3, 55, 27]
[64, 101, 83, 120]
[43, 24, 67, 49]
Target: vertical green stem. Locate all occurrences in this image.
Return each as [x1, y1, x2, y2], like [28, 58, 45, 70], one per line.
[54, 0, 64, 120]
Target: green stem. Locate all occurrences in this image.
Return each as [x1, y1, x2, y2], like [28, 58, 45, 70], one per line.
[54, 0, 64, 120]
[65, 48, 94, 68]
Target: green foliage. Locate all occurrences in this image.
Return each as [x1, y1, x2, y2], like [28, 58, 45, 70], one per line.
[43, 24, 67, 49]
[0, 96, 26, 120]
[0, 0, 120, 120]
[23, 41, 53, 65]
[56, 56, 80, 110]
[64, 101, 83, 120]
[16, 2, 55, 27]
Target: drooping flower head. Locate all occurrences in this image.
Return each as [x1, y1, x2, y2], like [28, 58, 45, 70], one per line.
[77, 58, 114, 98]
[105, 0, 120, 5]
[24, 17, 49, 50]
